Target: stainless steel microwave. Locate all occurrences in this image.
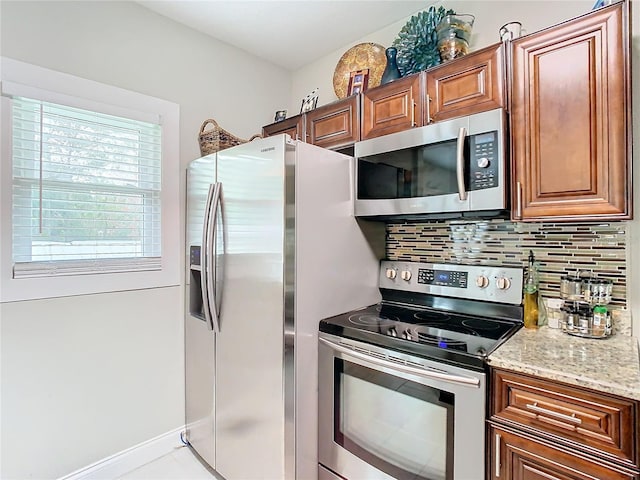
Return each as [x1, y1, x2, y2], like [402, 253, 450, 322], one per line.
[354, 108, 508, 220]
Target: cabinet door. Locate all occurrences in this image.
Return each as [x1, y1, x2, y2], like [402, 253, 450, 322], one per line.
[305, 95, 360, 149]
[361, 73, 423, 139]
[426, 42, 504, 123]
[510, 2, 631, 221]
[489, 425, 639, 480]
[262, 114, 305, 141]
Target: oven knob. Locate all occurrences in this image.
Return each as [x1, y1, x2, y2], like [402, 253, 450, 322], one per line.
[388, 327, 397, 337]
[477, 157, 490, 168]
[386, 268, 397, 280]
[475, 275, 489, 289]
[496, 277, 512, 290]
[401, 270, 412, 281]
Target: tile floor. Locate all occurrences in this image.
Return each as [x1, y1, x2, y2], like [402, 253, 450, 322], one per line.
[117, 446, 218, 479]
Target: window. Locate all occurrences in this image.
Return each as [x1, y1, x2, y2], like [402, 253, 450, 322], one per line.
[12, 97, 163, 276]
[1, 57, 180, 301]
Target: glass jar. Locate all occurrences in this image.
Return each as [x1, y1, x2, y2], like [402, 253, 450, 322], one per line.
[436, 14, 475, 61]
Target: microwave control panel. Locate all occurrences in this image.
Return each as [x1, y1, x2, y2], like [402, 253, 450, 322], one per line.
[469, 131, 499, 191]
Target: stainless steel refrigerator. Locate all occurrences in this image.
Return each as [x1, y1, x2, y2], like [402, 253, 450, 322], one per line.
[185, 134, 384, 480]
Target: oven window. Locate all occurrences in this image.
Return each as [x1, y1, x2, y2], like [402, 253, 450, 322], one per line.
[334, 358, 454, 480]
[357, 139, 469, 200]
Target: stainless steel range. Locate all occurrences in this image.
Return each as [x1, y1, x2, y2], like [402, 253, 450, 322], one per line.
[318, 261, 524, 480]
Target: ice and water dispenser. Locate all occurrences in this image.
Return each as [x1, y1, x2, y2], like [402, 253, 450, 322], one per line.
[189, 245, 205, 320]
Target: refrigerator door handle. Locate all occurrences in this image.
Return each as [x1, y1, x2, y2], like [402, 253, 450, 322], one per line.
[206, 182, 222, 333]
[200, 183, 216, 331]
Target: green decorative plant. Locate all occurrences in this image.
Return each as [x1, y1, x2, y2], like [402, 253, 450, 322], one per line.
[392, 6, 456, 76]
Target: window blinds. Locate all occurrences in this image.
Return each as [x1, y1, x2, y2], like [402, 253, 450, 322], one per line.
[11, 96, 163, 278]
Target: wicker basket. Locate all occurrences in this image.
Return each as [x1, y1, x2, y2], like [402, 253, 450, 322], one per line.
[198, 119, 261, 156]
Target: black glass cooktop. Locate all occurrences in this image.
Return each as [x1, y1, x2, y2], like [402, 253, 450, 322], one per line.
[319, 301, 522, 371]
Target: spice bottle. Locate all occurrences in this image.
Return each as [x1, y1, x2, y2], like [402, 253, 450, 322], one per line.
[523, 250, 539, 328]
[592, 305, 608, 337]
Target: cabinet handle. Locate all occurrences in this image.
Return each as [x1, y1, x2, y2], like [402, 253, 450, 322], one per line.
[425, 94, 432, 124]
[516, 181, 522, 219]
[525, 402, 583, 425]
[495, 433, 501, 477]
[411, 100, 416, 127]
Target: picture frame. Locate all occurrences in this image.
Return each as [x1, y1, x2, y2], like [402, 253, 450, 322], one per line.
[347, 69, 369, 96]
[274, 110, 287, 122]
[300, 88, 319, 114]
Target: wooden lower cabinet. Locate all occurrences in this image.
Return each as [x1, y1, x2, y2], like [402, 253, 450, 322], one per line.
[491, 368, 637, 467]
[489, 367, 640, 480]
[489, 424, 639, 480]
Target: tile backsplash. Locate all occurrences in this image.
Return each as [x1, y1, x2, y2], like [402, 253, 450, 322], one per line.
[386, 219, 629, 332]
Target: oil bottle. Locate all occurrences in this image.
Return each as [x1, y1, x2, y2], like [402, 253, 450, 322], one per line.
[523, 250, 539, 328]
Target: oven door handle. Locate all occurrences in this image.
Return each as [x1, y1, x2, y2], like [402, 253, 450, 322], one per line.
[319, 337, 480, 387]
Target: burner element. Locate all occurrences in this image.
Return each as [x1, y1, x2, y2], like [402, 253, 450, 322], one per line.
[462, 318, 502, 332]
[348, 313, 398, 326]
[413, 311, 451, 323]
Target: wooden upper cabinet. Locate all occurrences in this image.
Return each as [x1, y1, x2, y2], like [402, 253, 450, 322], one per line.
[361, 73, 423, 140]
[510, 2, 631, 221]
[425, 42, 505, 123]
[305, 95, 360, 149]
[262, 114, 305, 141]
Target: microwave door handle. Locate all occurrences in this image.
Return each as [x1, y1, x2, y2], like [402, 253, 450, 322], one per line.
[319, 337, 480, 387]
[200, 183, 216, 331]
[205, 182, 222, 334]
[456, 126, 468, 201]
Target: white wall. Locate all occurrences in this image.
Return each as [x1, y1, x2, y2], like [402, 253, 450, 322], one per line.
[292, 0, 640, 335]
[0, 1, 290, 478]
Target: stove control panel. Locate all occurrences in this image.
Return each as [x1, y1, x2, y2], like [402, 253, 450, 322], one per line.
[380, 261, 524, 305]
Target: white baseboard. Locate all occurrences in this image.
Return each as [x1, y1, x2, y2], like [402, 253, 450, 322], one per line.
[58, 426, 185, 480]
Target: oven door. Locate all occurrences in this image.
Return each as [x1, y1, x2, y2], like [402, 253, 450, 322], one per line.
[318, 333, 485, 480]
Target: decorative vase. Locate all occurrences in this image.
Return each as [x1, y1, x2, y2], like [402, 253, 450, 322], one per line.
[380, 47, 402, 84]
[436, 14, 475, 62]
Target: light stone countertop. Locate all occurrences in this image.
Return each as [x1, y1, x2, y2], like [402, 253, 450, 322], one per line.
[487, 326, 640, 401]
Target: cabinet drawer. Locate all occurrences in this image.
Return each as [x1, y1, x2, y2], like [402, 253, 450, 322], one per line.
[491, 369, 638, 468]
